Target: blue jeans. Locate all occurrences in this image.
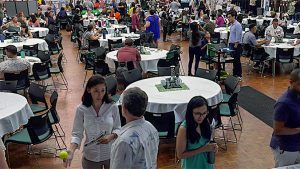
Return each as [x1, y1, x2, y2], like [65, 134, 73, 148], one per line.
[188, 46, 201, 75]
[229, 43, 242, 77]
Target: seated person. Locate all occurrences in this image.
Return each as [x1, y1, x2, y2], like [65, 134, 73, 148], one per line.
[199, 15, 215, 36]
[1, 16, 21, 31]
[200, 31, 211, 60]
[86, 9, 95, 18]
[265, 18, 284, 38]
[0, 45, 30, 79]
[116, 38, 141, 69]
[243, 24, 270, 69]
[82, 24, 101, 49]
[29, 14, 41, 27]
[294, 22, 300, 35]
[215, 11, 225, 27]
[46, 11, 56, 26]
[17, 12, 27, 25]
[20, 24, 33, 38]
[36, 8, 45, 20]
[72, 8, 83, 24]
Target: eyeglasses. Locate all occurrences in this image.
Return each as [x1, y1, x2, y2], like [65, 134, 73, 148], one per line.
[193, 111, 208, 117]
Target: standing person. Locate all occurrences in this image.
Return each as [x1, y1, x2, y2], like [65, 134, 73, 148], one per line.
[249, 0, 256, 16]
[169, 0, 181, 13]
[118, 0, 127, 17]
[270, 68, 300, 168]
[227, 10, 243, 79]
[176, 96, 218, 169]
[145, 9, 160, 47]
[131, 7, 140, 32]
[161, 12, 169, 42]
[187, 22, 202, 76]
[63, 75, 121, 169]
[110, 87, 159, 169]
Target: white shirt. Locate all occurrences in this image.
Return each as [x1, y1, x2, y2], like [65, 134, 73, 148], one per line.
[294, 23, 300, 34]
[110, 118, 159, 169]
[71, 103, 121, 162]
[265, 25, 284, 37]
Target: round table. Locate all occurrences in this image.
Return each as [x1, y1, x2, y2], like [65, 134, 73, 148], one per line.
[99, 33, 140, 48]
[0, 92, 34, 137]
[29, 27, 49, 37]
[214, 27, 246, 40]
[0, 38, 49, 51]
[125, 76, 223, 122]
[262, 39, 300, 76]
[105, 48, 168, 72]
[101, 24, 129, 34]
[242, 17, 273, 25]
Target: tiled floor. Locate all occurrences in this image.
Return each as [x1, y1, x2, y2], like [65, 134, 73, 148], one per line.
[6, 31, 291, 169]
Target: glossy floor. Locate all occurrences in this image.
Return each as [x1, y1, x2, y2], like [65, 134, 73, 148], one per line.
[6, 31, 291, 169]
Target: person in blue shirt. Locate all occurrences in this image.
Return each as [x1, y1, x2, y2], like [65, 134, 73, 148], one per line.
[270, 68, 300, 167]
[227, 10, 243, 79]
[176, 96, 218, 169]
[145, 9, 160, 47]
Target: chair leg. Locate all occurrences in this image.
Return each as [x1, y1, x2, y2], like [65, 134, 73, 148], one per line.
[83, 71, 88, 87]
[54, 125, 67, 150]
[58, 123, 66, 137]
[229, 117, 238, 143]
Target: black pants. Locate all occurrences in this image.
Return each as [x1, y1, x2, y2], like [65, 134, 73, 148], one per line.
[188, 46, 201, 75]
[229, 43, 242, 77]
[163, 26, 168, 41]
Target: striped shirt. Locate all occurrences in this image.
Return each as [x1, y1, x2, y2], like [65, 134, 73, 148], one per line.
[71, 103, 121, 162]
[110, 118, 159, 169]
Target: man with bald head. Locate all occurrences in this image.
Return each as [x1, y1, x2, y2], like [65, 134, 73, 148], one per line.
[116, 38, 141, 69]
[270, 68, 300, 167]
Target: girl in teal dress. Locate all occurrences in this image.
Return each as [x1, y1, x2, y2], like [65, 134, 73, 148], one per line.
[176, 96, 218, 169]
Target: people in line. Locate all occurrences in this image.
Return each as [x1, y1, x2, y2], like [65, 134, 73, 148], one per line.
[270, 69, 300, 168]
[176, 96, 218, 169]
[64, 75, 121, 169]
[110, 87, 159, 169]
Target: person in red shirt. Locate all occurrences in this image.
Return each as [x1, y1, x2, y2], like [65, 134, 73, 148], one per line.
[117, 38, 141, 69]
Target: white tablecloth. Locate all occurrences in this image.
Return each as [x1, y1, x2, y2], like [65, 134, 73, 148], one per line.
[124, 76, 223, 122]
[106, 49, 168, 72]
[214, 27, 246, 40]
[273, 164, 300, 169]
[0, 38, 49, 51]
[29, 27, 49, 37]
[101, 24, 129, 34]
[18, 56, 41, 75]
[99, 33, 140, 48]
[242, 17, 273, 25]
[0, 92, 34, 137]
[263, 39, 300, 59]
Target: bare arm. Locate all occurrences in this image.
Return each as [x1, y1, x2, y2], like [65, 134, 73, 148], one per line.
[176, 126, 217, 159]
[0, 150, 9, 169]
[145, 21, 150, 28]
[273, 121, 300, 135]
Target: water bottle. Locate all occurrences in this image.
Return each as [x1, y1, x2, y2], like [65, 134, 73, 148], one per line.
[207, 140, 216, 164]
[20, 51, 25, 59]
[226, 23, 229, 32]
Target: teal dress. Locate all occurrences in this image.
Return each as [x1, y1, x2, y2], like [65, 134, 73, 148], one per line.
[181, 121, 214, 169]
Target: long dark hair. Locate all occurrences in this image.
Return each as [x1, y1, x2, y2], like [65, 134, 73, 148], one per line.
[190, 22, 200, 46]
[82, 75, 111, 107]
[186, 96, 211, 144]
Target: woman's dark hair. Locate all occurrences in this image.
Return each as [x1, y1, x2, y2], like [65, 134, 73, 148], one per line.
[61, 7, 65, 11]
[133, 7, 136, 13]
[190, 22, 200, 46]
[161, 12, 166, 18]
[87, 24, 94, 31]
[30, 14, 37, 23]
[130, 2, 135, 8]
[186, 96, 211, 144]
[150, 9, 155, 15]
[82, 75, 111, 107]
[21, 23, 29, 33]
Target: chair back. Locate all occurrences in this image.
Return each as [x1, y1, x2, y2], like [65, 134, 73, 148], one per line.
[4, 69, 30, 90]
[26, 112, 53, 144]
[158, 66, 179, 76]
[227, 93, 239, 116]
[37, 51, 51, 63]
[242, 44, 252, 57]
[84, 52, 95, 70]
[57, 52, 64, 73]
[49, 91, 60, 124]
[262, 20, 270, 27]
[224, 75, 239, 95]
[276, 48, 294, 63]
[90, 46, 106, 60]
[247, 19, 256, 25]
[88, 39, 100, 50]
[122, 68, 142, 86]
[32, 62, 51, 81]
[28, 83, 48, 109]
[0, 80, 17, 93]
[211, 32, 220, 44]
[105, 75, 118, 96]
[108, 39, 123, 51]
[144, 111, 175, 138]
[93, 59, 111, 76]
[140, 32, 154, 46]
[195, 68, 217, 81]
[22, 44, 39, 57]
[251, 47, 267, 61]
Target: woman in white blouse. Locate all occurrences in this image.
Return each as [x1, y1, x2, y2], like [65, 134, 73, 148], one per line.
[64, 75, 121, 169]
